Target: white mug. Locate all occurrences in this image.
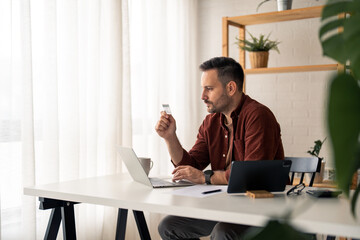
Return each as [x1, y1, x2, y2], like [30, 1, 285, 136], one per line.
[139, 157, 153, 176]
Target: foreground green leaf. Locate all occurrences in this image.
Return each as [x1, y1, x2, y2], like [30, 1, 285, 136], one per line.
[320, 0, 360, 217]
[327, 74, 360, 197]
[243, 220, 314, 240]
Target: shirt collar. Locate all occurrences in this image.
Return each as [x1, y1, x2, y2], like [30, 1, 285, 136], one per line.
[220, 94, 248, 126]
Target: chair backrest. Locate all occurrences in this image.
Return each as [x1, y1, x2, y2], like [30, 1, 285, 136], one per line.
[285, 156, 321, 187]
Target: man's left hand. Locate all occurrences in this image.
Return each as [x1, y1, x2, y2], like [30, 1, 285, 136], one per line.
[172, 165, 205, 184]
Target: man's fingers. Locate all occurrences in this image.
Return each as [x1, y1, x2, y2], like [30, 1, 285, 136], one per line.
[172, 165, 186, 174]
[156, 122, 168, 131]
[155, 117, 171, 131]
[172, 166, 193, 181]
[172, 168, 179, 174]
[156, 112, 172, 129]
[172, 170, 181, 181]
[159, 116, 170, 127]
[161, 111, 171, 118]
[172, 170, 188, 182]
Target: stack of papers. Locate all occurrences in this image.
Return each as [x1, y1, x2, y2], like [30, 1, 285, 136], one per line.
[169, 185, 228, 198]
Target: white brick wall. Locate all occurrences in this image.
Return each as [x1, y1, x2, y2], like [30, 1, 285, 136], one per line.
[197, 0, 335, 169]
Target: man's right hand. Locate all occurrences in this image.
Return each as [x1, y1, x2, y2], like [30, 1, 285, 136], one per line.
[155, 111, 177, 140]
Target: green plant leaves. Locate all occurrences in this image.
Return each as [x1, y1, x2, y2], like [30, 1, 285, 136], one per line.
[243, 220, 314, 240]
[320, 0, 360, 217]
[319, 0, 360, 78]
[307, 138, 326, 158]
[256, 0, 272, 12]
[344, 14, 360, 78]
[235, 31, 280, 53]
[320, 1, 352, 20]
[327, 73, 360, 199]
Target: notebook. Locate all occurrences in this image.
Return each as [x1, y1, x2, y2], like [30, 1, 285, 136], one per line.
[117, 146, 194, 188]
[227, 160, 292, 193]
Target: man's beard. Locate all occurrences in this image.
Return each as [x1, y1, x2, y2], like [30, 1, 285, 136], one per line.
[204, 100, 216, 113]
[204, 93, 230, 114]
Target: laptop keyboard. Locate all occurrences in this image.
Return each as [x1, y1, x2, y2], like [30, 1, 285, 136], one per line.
[150, 178, 193, 187]
[150, 178, 178, 187]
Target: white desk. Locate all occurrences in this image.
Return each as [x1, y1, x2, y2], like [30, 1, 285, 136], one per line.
[24, 174, 360, 239]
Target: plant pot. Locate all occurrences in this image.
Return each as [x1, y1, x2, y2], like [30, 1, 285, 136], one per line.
[277, 0, 292, 11]
[249, 51, 269, 68]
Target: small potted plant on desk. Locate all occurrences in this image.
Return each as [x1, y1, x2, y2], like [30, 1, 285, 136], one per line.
[235, 31, 280, 69]
[307, 138, 326, 183]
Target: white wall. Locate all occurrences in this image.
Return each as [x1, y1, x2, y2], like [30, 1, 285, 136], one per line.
[197, 0, 335, 170]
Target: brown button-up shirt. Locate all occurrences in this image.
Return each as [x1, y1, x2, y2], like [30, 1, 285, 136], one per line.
[176, 94, 284, 181]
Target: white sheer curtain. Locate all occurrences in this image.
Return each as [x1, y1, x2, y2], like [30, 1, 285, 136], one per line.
[129, 0, 201, 176]
[0, 0, 131, 239]
[128, 0, 200, 238]
[0, 0, 200, 239]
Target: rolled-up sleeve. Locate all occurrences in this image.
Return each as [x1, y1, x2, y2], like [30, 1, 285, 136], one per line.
[173, 122, 210, 171]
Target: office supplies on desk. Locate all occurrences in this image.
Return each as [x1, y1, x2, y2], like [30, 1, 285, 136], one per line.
[170, 185, 227, 198]
[118, 146, 194, 188]
[227, 160, 292, 193]
[287, 183, 305, 196]
[246, 190, 274, 198]
[202, 189, 222, 194]
[306, 189, 342, 198]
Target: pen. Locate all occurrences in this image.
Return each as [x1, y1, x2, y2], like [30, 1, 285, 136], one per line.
[202, 189, 222, 195]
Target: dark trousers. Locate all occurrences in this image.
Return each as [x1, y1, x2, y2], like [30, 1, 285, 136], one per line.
[158, 215, 253, 240]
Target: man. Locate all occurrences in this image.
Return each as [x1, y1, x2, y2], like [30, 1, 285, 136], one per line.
[155, 57, 284, 239]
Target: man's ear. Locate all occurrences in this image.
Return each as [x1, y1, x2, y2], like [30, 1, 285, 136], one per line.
[226, 81, 237, 96]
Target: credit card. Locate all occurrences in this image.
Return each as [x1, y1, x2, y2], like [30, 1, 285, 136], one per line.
[162, 104, 172, 115]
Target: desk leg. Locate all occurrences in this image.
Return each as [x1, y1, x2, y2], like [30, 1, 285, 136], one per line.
[44, 207, 61, 240]
[61, 203, 77, 240]
[116, 208, 128, 240]
[39, 198, 78, 240]
[133, 210, 151, 240]
[115, 209, 151, 240]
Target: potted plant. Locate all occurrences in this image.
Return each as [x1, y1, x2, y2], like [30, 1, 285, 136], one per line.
[257, 0, 293, 11]
[235, 31, 280, 69]
[307, 138, 326, 183]
[257, 0, 319, 12]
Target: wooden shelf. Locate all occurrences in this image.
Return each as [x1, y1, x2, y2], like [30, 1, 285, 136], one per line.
[226, 6, 324, 26]
[244, 64, 338, 74]
[222, 5, 340, 90]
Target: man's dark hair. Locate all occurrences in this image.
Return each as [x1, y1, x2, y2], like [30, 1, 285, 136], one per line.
[199, 57, 244, 92]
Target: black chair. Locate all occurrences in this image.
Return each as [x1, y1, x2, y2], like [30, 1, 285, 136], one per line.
[285, 156, 321, 187]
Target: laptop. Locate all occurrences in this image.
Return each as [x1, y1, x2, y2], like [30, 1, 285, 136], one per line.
[117, 146, 194, 188]
[227, 160, 292, 193]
